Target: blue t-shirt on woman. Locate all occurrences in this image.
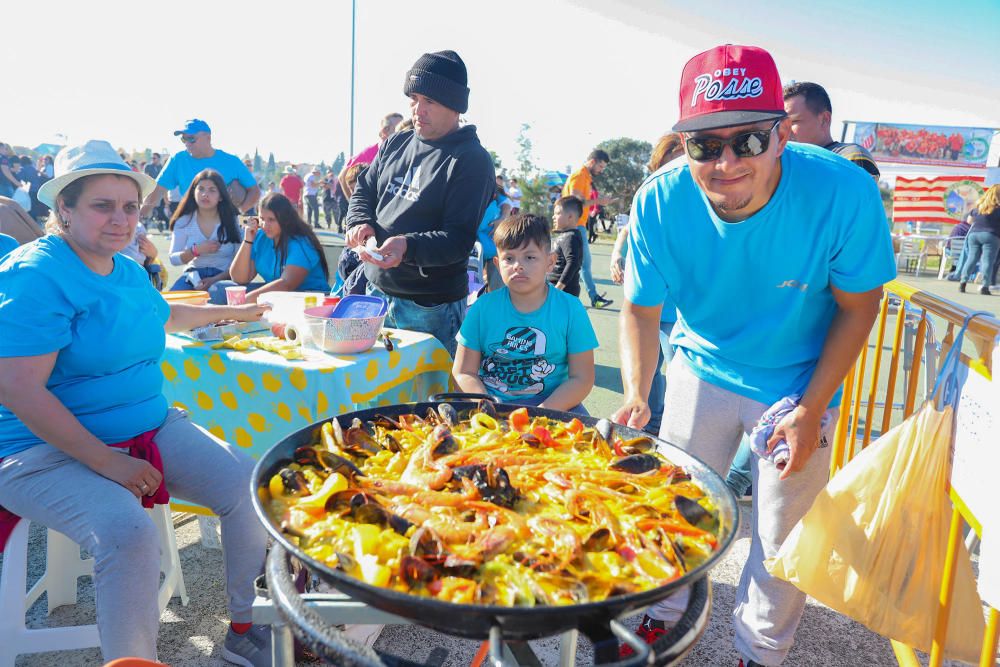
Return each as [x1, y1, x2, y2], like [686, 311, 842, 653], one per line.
[0, 233, 18, 259]
[250, 234, 329, 292]
[0, 236, 171, 458]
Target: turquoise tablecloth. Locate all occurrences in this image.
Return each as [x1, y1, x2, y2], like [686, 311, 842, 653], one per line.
[160, 328, 452, 472]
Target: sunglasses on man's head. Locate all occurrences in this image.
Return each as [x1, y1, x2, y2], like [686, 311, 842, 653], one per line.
[685, 119, 781, 162]
[180, 135, 198, 144]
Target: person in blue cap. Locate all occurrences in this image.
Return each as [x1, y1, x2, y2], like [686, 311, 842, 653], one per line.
[139, 119, 260, 217]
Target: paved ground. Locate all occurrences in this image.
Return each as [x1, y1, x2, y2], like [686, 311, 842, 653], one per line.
[3, 230, 987, 666]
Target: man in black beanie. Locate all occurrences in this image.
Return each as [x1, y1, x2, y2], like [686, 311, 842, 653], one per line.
[345, 50, 495, 356]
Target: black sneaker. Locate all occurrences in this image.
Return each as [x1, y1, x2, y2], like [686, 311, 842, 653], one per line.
[959, 282, 967, 293]
[591, 295, 614, 309]
[737, 659, 766, 667]
[619, 614, 668, 658]
[980, 285, 992, 295]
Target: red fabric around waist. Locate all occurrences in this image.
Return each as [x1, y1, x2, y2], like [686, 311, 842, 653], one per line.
[0, 428, 168, 552]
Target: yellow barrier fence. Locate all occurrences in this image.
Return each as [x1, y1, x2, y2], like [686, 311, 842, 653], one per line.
[831, 279, 1000, 666]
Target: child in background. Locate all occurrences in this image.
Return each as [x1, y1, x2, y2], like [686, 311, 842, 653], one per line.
[547, 196, 584, 296]
[453, 213, 597, 414]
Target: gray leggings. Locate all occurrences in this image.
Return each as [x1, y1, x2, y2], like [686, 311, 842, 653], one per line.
[649, 357, 834, 666]
[0, 408, 267, 662]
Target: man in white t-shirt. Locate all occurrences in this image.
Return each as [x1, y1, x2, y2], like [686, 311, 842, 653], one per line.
[507, 177, 522, 214]
[304, 167, 321, 228]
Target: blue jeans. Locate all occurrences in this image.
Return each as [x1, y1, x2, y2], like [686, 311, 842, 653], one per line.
[961, 230, 1000, 286]
[169, 266, 224, 292]
[725, 435, 754, 496]
[646, 320, 676, 435]
[208, 280, 267, 304]
[576, 227, 598, 301]
[366, 284, 466, 358]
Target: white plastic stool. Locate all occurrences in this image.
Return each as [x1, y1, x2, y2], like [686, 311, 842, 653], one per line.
[0, 504, 188, 667]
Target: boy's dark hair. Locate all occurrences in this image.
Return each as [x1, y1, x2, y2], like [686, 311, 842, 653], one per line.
[588, 149, 611, 163]
[782, 81, 832, 115]
[494, 213, 551, 252]
[555, 195, 583, 219]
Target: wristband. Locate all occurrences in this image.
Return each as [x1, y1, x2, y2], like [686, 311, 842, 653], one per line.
[191, 244, 200, 257]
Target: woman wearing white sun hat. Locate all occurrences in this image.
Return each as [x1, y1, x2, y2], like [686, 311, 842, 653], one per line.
[0, 140, 273, 665]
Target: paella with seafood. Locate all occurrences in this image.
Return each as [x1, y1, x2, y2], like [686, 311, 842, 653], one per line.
[261, 401, 724, 607]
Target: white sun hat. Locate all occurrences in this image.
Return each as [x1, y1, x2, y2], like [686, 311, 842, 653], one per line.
[38, 139, 157, 208]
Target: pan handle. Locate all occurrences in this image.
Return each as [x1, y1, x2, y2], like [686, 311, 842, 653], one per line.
[428, 392, 497, 403]
[266, 544, 432, 667]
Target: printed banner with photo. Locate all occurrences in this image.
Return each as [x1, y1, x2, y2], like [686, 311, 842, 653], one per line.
[893, 174, 986, 225]
[851, 121, 996, 168]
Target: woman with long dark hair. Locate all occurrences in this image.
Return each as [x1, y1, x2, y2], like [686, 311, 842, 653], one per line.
[166, 169, 241, 298]
[221, 192, 330, 302]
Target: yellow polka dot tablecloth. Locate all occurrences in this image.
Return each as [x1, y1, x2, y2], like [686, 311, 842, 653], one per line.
[161, 327, 452, 488]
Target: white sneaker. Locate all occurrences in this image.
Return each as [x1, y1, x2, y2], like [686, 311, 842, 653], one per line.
[343, 624, 383, 649]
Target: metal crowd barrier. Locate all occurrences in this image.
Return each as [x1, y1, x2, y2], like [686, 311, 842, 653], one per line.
[830, 279, 1000, 666]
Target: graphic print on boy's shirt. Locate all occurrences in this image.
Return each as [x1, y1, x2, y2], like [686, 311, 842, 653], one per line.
[479, 326, 556, 397]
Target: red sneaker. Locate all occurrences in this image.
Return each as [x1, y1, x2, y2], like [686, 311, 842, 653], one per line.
[618, 614, 668, 658]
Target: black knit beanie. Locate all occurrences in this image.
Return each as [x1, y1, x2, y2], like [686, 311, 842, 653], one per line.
[403, 50, 469, 113]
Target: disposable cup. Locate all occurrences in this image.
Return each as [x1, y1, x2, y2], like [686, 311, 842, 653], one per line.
[226, 285, 247, 306]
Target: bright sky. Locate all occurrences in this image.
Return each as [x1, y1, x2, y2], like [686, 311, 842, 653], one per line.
[4, 0, 998, 175]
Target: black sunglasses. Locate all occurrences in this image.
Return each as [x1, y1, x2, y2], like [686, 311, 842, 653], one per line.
[685, 119, 781, 162]
[180, 135, 198, 144]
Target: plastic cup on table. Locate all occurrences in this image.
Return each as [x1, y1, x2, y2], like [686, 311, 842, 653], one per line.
[225, 285, 247, 306]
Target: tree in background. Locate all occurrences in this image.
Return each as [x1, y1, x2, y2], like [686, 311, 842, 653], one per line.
[266, 152, 276, 179]
[513, 124, 551, 215]
[331, 151, 346, 176]
[488, 149, 502, 172]
[253, 149, 263, 175]
[592, 137, 652, 217]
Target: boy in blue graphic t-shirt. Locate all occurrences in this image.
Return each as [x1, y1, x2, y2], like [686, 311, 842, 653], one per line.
[454, 214, 598, 414]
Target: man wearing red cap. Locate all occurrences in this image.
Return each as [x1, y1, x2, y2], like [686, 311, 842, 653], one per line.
[614, 45, 895, 665]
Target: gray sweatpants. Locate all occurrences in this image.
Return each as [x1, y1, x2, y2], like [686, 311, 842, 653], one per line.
[648, 358, 833, 666]
[0, 408, 267, 662]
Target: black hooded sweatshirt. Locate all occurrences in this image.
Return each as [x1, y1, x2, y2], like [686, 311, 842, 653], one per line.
[346, 126, 495, 304]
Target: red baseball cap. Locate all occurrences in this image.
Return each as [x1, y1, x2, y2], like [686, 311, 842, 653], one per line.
[672, 44, 786, 133]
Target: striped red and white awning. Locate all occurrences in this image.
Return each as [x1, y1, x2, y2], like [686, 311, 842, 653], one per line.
[892, 174, 986, 225]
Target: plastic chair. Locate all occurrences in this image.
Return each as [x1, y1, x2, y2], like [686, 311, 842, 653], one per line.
[938, 236, 965, 279]
[0, 504, 187, 667]
[896, 237, 927, 276]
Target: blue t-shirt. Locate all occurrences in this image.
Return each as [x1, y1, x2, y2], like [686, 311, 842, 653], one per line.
[0, 237, 171, 458]
[477, 200, 501, 260]
[457, 285, 599, 402]
[250, 234, 329, 291]
[0, 233, 17, 260]
[625, 143, 896, 406]
[157, 148, 257, 196]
